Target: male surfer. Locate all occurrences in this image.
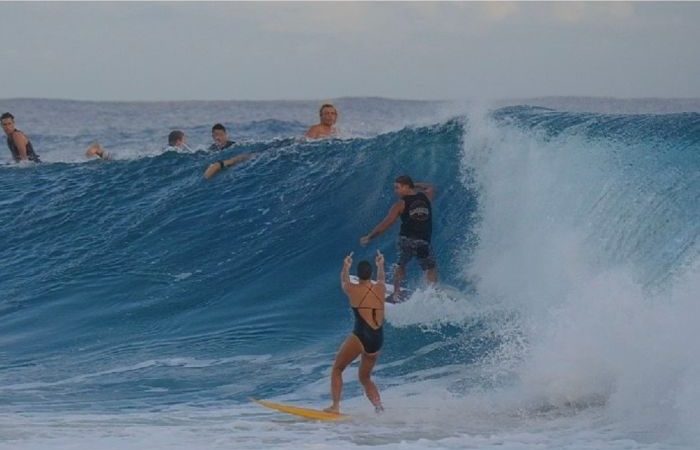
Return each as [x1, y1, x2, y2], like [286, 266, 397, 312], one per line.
[326, 250, 385, 414]
[1, 112, 41, 162]
[209, 123, 235, 151]
[360, 175, 437, 302]
[305, 104, 338, 139]
[202, 122, 256, 178]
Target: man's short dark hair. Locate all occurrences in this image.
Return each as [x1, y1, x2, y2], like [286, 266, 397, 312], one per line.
[319, 104, 336, 115]
[1, 112, 14, 121]
[395, 175, 415, 188]
[212, 123, 226, 133]
[357, 260, 373, 281]
[168, 130, 184, 146]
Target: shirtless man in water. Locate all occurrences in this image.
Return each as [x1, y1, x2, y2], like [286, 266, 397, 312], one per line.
[305, 104, 338, 139]
[325, 250, 385, 414]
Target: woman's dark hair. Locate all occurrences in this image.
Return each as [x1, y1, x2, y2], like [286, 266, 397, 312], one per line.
[212, 123, 226, 132]
[357, 260, 373, 281]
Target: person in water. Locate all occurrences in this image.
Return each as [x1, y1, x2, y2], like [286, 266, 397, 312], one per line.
[305, 104, 338, 139]
[1, 112, 40, 162]
[87, 130, 188, 160]
[203, 122, 253, 178]
[85, 142, 111, 160]
[361, 175, 437, 302]
[326, 250, 385, 414]
[209, 123, 235, 151]
[166, 130, 188, 150]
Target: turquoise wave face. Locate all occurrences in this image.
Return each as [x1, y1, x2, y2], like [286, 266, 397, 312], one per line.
[0, 117, 480, 411]
[0, 100, 698, 449]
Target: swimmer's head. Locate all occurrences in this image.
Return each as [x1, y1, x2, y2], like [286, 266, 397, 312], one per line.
[357, 260, 373, 281]
[319, 104, 338, 127]
[1, 112, 16, 135]
[212, 123, 229, 147]
[168, 130, 186, 147]
[394, 175, 414, 196]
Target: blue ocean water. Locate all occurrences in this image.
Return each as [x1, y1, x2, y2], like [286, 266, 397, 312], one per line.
[0, 98, 699, 450]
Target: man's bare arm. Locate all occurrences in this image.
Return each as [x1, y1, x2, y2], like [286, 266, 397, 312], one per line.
[375, 250, 386, 285]
[360, 201, 404, 246]
[204, 153, 254, 179]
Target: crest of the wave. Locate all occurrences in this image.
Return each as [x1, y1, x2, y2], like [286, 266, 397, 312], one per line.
[457, 105, 700, 446]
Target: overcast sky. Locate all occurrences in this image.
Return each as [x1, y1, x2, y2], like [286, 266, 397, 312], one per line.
[1, 2, 699, 101]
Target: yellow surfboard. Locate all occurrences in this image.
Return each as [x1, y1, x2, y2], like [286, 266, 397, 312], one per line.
[252, 399, 348, 421]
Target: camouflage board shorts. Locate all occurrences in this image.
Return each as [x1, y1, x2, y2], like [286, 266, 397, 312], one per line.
[396, 236, 436, 270]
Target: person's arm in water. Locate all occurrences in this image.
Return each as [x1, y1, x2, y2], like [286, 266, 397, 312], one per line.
[360, 201, 405, 246]
[11, 132, 30, 161]
[414, 182, 436, 201]
[375, 250, 385, 286]
[204, 153, 253, 179]
[340, 252, 353, 295]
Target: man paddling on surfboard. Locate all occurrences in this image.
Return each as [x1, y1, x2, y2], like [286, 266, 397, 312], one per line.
[360, 175, 437, 303]
[325, 250, 386, 414]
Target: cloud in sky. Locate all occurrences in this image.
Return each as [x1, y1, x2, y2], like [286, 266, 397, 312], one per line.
[0, 2, 698, 101]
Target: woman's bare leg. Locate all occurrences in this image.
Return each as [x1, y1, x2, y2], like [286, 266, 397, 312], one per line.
[325, 335, 363, 413]
[358, 352, 383, 412]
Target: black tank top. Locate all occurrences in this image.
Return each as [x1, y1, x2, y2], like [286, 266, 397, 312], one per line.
[7, 130, 40, 162]
[400, 192, 432, 242]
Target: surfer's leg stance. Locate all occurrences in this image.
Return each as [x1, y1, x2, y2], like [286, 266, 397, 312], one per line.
[325, 335, 362, 414]
[392, 265, 405, 303]
[426, 267, 438, 284]
[417, 242, 438, 286]
[359, 352, 383, 412]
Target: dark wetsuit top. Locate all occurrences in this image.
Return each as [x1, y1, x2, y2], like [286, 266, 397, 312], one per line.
[7, 130, 40, 162]
[352, 286, 384, 354]
[208, 140, 235, 151]
[400, 192, 432, 242]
